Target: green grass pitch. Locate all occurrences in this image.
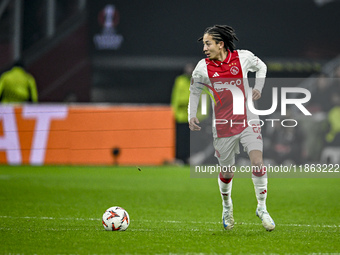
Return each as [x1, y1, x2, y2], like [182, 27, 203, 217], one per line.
[0, 165, 339, 254]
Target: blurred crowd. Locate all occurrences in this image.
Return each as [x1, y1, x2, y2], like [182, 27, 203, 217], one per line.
[264, 65, 340, 165]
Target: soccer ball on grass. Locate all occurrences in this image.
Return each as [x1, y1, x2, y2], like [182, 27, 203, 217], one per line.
[102, 206, 130, 231]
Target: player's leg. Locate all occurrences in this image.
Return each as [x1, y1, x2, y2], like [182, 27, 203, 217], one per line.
[218, 167, 234, 230]
[218, 168, 233, 207]
[241, 126, 275, 231]
[249, 150, 268, 210]
[249, 150, 275, 231]
[214, 136, 239, 230]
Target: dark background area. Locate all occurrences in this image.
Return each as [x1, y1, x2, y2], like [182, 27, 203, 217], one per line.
[88, 0, 340, 59]
[1, 0, 339, 104]
[88, 0, 340, 104]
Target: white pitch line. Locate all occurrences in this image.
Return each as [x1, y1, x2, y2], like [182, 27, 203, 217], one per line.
[0, 215, 339, 228]
[0, 215, 99, 221]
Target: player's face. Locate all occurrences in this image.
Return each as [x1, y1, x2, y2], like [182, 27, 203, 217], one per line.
[202, 34, 224, 61]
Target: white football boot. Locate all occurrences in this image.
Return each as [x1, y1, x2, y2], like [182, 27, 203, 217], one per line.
[222, 203, 234, 230]
[256, 207, 275, 231]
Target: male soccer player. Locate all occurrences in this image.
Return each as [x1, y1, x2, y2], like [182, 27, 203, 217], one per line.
[189, 25, 275, 231]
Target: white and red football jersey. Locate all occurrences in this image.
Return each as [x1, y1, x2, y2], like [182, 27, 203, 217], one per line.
[189, 49, 267, 138]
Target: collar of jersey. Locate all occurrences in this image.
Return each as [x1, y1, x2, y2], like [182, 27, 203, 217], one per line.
[210, 49, 233, 66]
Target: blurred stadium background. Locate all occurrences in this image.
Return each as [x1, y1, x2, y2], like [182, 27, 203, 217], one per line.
[1, 0, 340, 166]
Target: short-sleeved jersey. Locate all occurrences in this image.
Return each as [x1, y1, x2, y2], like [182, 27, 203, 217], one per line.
[189, 49, 267, 138]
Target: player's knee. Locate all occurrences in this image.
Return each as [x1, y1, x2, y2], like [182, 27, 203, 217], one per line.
[221, 165, 234, 179]
[251, 158, 266, 177]
[251, 158, 263, 169]
[221, 171, 234, 179]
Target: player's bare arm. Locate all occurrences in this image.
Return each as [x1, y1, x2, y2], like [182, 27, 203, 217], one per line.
[189, 117, 201, 131]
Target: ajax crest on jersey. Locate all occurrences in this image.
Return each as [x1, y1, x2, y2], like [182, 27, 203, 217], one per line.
[102, 206, 130, 231]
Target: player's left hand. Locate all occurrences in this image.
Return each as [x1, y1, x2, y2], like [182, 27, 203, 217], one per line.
[252, 89, 261, 101]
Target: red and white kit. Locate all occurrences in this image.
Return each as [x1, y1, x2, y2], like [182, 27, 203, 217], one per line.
[189, 49, 267, 165]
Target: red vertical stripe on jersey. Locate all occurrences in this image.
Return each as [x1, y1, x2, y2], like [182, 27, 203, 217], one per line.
[206, 50, 247, 137]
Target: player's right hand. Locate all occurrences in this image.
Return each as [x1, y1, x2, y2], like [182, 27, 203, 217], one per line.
[189, 117, 201, 131]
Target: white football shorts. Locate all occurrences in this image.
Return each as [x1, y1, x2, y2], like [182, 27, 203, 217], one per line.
[213, 125, 263, 166]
